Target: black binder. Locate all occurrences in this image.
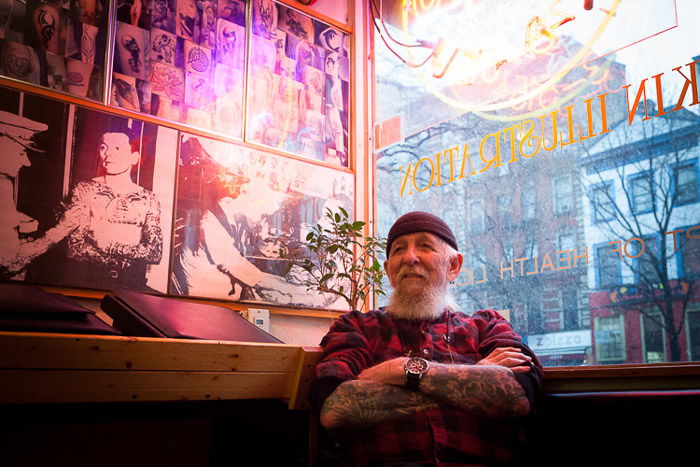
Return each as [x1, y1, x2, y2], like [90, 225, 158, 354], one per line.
[0, 281, 120, 335]
[101, 290, 283, 343]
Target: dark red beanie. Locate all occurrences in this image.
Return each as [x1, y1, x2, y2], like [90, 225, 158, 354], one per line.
[386, 211, 458, 254]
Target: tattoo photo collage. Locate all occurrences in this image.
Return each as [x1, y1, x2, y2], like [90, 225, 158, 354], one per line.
[0, 0, 350, 168]
[0, 0, 109, 99]
[0, 84, 354, 309]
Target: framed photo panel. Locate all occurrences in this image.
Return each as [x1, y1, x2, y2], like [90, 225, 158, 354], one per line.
[110, 0, 247, 139]
[247, 0, 349, 167]
[170, 131, 354, 309]
[0, 85, 177, 293]
[0, 0, 108, 100]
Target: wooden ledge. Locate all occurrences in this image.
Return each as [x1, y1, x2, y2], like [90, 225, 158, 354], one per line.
[0, 332, 322, 408]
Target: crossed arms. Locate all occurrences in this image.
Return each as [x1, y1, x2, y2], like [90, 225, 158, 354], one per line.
[320, 347, 533, 430]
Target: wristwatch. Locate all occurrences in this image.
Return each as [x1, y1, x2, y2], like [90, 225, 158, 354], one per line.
[404, 357, 429, 391]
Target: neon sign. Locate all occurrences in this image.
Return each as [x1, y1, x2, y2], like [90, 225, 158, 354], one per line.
[398, 0, 622, 115]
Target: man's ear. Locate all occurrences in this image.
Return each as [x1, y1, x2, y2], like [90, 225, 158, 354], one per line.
[130, 151, 141, 166]
[447, 252, 463, 281]
[384, 259, 395, 287]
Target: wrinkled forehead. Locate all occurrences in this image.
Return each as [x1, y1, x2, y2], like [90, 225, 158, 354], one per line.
[390, 231, 443, 250]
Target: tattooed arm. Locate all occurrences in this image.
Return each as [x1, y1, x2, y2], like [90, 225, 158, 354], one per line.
[319, 379, 439, 430]
[418, 362, 530, 418]
[358, 357, 531, 420]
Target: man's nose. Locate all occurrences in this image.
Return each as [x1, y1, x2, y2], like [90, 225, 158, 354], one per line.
[20, 151, 31, 167]
[401, 245, 420, 264]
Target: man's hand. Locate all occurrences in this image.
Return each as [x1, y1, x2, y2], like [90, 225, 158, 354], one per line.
[357, 357, 408, 386]
[477, 347, 532, 373]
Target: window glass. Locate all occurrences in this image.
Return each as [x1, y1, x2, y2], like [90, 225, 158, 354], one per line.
[643, 314, 666, 363]
[595, 316, 626, 363]
[674, 163, 698, 205]
[681, 230, 700, 278]
[688, 310, 700, 360]
[590, 182, 615, 223]
[374, 0, 700, 366]
[553, 175, 573, 215]
[596, 244, 619, 288]
[630, 172, 654, 214]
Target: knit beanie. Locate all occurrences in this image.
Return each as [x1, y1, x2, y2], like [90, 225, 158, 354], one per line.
[386, 211, 458, 254]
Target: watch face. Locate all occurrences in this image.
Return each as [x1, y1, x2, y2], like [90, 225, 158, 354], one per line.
[406, 357, 429, 375]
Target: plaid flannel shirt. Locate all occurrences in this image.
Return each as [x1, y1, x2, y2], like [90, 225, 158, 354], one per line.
[312, 309, 543, 466]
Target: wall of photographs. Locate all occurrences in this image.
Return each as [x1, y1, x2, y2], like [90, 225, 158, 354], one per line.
[0, 0, 351, 168]
[0, 84, 354, 310]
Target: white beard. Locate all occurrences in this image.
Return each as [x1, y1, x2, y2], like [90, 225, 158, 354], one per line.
[387, 282, 450, 321]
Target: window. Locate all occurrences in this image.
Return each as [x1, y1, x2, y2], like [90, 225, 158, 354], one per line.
[595, 316, 626, 363]
[553, 176, 573, 215]
[590, 182, 615, 223]
[688, 310, 700, 361]
[680, 232, 700, 278]
[373, 0, 699, 367]
[674, 163, 698, 205]
[562, 288, 579, 330]
[526, 296, 544, 335]
[642, 314, 666, 363]
[557, 231, 575, 252]
[596, 244, 620, 288]
[629, 235, 659, 284]
[630, 172, 654, 214]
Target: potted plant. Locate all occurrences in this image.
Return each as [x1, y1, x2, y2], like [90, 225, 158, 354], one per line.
[281, 207, 386, 311]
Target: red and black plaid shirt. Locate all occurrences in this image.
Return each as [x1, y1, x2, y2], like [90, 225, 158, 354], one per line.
[312, 309, 543, 466]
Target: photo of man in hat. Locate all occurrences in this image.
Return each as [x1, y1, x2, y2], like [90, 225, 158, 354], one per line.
[0, 110, 79, 280]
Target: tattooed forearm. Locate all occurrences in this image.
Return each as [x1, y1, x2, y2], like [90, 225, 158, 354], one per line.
[320, 379, 439, 430]
[419, 363, 530, 419]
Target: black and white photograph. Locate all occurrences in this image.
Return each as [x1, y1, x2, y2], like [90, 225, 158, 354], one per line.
[0, 86, 68, 283]
[170, 132, 353, 309]
[0, 86, 177, 292]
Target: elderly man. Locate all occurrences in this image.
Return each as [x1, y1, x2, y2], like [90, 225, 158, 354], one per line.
[311, 211, 543, 466]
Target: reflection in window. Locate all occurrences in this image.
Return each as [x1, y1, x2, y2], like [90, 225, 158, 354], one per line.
[630, 172, 654, 214]
[681, 234, 700, 278]
[553, 175, 573, 215]
[591, 182, 615, 223]
[469, 200, 484, 234]
[688, 310, 700, 361]
[674, 163, 698, 205]
[595, 316, 626, 363]
[557, 231, 575, 252]
[562, 288, 579, 331]
[643, 314, 665, 363]
[596, 244, 620, 288]
[521, 183, 536, 220]
[630, 236, 659, 284]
